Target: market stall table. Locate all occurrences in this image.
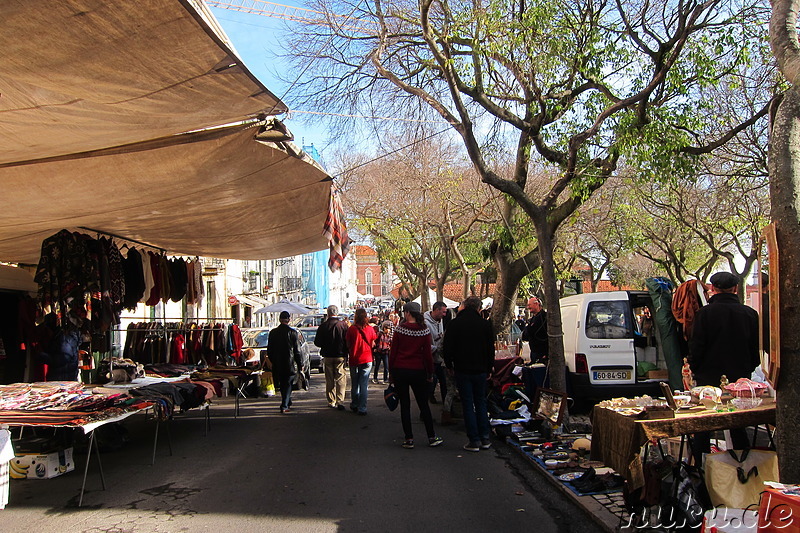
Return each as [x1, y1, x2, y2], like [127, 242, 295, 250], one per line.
[0, 401, 154, 507]
[590, 398, 776, 488]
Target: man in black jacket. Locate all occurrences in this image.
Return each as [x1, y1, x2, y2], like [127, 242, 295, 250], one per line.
[315, 305, 349, 410]
[689, 271, 760, 459]
[443, 296, 495, 452]
[267, 311, 305, 413]
[520, 297, 548, 363]
[689, 272, 760, 386]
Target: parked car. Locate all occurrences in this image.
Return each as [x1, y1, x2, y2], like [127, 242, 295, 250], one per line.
[560, 291, 664, 401]
[293, 314, 326, 328]
[242, 327, 312, 375]
[242, 327, 270, 349]
[298, 328, 322, 373]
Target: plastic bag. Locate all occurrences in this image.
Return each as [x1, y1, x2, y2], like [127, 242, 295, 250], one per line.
[705, 449, 779, 509]
[259, 370, 275, 397]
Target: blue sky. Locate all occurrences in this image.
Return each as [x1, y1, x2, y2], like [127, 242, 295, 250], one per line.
[209, 4, 333, 160]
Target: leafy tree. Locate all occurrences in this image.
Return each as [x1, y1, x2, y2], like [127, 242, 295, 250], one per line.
[285, 0, 772, 394]
[334, 130, 497, 308]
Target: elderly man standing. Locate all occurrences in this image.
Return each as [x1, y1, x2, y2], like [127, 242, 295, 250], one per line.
[520, 296, 548, 363]
[689, 271, 760, 461]
[443, 296, 495, 452]
[315, 305, 350, 410]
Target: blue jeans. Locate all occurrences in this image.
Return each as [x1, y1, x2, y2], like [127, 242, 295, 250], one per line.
[373, 351, 389, 381]
[455, 372, 490, 444]
[278, 374, 295, 411]
[349, 362, 372, 413]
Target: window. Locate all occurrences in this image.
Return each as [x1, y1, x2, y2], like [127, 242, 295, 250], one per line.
[585, 300, 633, 339]
[365, 270, 373, 296]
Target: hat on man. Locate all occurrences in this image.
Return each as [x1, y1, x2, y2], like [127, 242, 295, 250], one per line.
[279, 311, 291, 321]
[402, 301, 421, 314]
[709, 272, 739, 290]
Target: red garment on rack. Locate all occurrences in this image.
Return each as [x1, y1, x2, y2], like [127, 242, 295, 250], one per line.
[170, 333, 186, 364]
[230, 324, 243, 364]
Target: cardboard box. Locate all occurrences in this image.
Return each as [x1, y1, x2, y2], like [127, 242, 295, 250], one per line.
[9, 448, 74, 479]
[646, 369, 669, 380]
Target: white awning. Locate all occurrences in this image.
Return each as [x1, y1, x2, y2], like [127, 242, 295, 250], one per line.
[236, 294, 270, 308]
[0, 0, 337, 265]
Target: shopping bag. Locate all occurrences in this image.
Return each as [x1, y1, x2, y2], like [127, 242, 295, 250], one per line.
[384, 384, 398, 411]
[705, 449, 779, 509]
[260, 371, 276, 397]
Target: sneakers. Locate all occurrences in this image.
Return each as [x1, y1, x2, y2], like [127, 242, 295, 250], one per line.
[480, 439, 492, 450]
[428, 436, 444, 447]
[402, 439, 414, 449]
[370, 378, 379, 384]
[463, 442, 481, 452]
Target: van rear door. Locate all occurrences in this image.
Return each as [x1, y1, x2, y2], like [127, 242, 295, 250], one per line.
[579, 298, 636, 385]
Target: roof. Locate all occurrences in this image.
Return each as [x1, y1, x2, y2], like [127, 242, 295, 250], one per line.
[0, 0, 333, 264]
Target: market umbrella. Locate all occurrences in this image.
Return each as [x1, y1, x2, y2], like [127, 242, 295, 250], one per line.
[254, 299, 309, 315]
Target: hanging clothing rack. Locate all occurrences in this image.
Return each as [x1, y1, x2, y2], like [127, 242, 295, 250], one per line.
[78, 226, 167, 253]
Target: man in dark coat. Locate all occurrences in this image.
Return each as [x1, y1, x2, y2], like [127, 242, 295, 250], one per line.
[443, 296, 495, 452]
[689, 271, 760, 459]
[689, 272, 760, 386]
[315, 305, 349, 410]
[267, 311, 305, 413]
[520, 297, 548, 363]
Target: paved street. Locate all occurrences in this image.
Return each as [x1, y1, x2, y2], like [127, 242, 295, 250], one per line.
[2, 376, 605, 533]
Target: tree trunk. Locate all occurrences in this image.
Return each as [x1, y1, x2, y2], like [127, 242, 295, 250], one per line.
[768, 86, 800, 483]
[534, 215, 567, 394]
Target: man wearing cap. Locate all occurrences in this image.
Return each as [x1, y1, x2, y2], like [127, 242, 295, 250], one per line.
[267, 311, 306, 414]
[689, 272, 760, 387]
[315, 305, 350, 410]
[689, 271, 760, 458]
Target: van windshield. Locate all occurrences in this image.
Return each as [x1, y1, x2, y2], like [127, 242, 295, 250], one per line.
[585, 301, 633, 339]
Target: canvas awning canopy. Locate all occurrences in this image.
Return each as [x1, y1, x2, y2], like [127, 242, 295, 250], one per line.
[0, 0, 333, 265]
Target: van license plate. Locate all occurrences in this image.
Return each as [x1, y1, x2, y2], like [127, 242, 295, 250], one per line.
[593, 370, 631, 381]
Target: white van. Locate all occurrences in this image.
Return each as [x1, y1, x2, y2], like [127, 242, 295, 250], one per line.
[560, 291, 667, 400]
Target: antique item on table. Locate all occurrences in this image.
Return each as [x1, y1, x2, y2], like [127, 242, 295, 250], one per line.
[672, 394, 692, 408]
[682, 357, 694, 391]
[533, 388, 567, 425]
[724, 378, 767, 398]
[720, 374, 729, 389]
[660, 382, 677, 410]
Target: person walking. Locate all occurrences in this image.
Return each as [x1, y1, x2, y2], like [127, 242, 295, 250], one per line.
[372, 320, 392, 384]
[389, 302, 443, 449]
[346, 308, 377, 415]
[315, 305, 349, 410]
[443, 296, 495, 452]
[267, 311, 305, 413]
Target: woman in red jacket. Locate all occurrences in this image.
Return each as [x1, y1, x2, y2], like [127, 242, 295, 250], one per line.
[388, 302, 443, 449]
[345, 308, 377, 415]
